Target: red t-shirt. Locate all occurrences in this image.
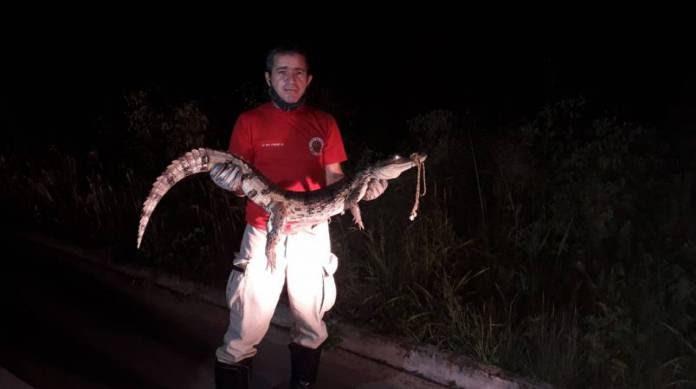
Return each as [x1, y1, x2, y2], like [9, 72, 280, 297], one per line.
[228, 102, 348, 229]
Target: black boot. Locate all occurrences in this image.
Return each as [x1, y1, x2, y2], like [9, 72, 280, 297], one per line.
[215, 358, 253, 389]
[288, 342, 322, 389]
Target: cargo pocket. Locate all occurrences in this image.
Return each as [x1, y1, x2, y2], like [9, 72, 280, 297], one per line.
[225, 258, 248, 310]
[320, 253, 339, 314]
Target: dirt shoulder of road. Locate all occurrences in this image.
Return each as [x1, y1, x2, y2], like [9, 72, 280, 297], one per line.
[24, 232, 552, 389]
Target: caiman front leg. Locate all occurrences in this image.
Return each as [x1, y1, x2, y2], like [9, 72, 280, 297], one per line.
[346, 179, 369, 230]
[265, 204, 288, 272]
[349, 205, 364, 230]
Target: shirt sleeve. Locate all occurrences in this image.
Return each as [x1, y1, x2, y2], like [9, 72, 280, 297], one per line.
[228, 114, 255, 163]
[322, 115, 348, 166]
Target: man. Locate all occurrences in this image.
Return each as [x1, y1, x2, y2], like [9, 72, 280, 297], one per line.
[210, 45, 387, 388]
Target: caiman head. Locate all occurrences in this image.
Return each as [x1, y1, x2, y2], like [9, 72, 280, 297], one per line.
[370, 152, 428, 180]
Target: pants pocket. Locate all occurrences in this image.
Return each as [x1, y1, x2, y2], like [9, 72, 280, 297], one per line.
[320, 253, 338, 314]
[225, 264, 247, 310]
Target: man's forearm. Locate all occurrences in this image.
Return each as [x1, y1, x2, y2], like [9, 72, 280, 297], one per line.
[326, 171, 345, 185]
[325, 162, 345, 186]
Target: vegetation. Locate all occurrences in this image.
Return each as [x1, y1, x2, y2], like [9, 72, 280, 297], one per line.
[2, 89, 694, 388]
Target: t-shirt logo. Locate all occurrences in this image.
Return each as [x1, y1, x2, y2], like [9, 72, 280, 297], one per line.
[308, 137, 324, 156]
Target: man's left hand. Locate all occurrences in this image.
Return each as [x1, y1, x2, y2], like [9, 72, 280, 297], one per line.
[363, 179, 388, 201]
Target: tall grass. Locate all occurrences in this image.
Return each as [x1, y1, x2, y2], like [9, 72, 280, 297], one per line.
[331, 101, 695, 387]
[2, 91, 694, 388]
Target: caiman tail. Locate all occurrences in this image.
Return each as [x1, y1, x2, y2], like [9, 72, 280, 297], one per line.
[137, 148, 235, 249]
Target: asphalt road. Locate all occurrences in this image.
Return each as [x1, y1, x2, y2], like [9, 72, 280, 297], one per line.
[0, 234, 446, 389]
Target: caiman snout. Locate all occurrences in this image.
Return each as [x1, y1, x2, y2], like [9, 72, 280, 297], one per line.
[410, 152, 427, 163]
[373, 152, 428, 180]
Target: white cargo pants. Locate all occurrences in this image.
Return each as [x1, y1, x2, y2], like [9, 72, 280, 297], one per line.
[215, 222, 338, 364]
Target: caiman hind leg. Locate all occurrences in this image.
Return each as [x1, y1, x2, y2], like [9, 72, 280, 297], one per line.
[265, 204, 289, 272]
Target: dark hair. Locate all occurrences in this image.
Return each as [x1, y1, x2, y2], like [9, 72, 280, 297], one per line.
[265, 44, 311, 74]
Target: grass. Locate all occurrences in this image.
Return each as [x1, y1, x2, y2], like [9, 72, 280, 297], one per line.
[2, 92, 695, 388]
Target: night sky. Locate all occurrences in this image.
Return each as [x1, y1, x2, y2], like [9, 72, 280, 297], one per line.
[4, 24, 695, 152]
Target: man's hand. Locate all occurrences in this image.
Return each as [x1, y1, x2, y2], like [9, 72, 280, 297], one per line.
[210, 162, 244, 196]
[363, 178, 388, 201]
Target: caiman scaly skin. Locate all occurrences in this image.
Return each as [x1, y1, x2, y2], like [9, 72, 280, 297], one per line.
[137, 147, 427, 270]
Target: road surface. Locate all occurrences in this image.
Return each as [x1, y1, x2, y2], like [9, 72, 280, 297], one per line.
[0, 234, 446, 389]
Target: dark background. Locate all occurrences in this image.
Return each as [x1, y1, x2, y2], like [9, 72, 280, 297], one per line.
[4, 24, 695, 153]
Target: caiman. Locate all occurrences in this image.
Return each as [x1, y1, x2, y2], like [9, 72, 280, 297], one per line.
[137, 147, 427, 270]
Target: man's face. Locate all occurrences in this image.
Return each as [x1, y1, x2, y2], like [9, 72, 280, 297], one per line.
[265, 53, 313, 104]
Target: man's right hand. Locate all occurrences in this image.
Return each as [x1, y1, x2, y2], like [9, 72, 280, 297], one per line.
[210, 163, 244, 196]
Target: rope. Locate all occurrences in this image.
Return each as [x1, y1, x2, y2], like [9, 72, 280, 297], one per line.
[409, 155, 427, 221]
